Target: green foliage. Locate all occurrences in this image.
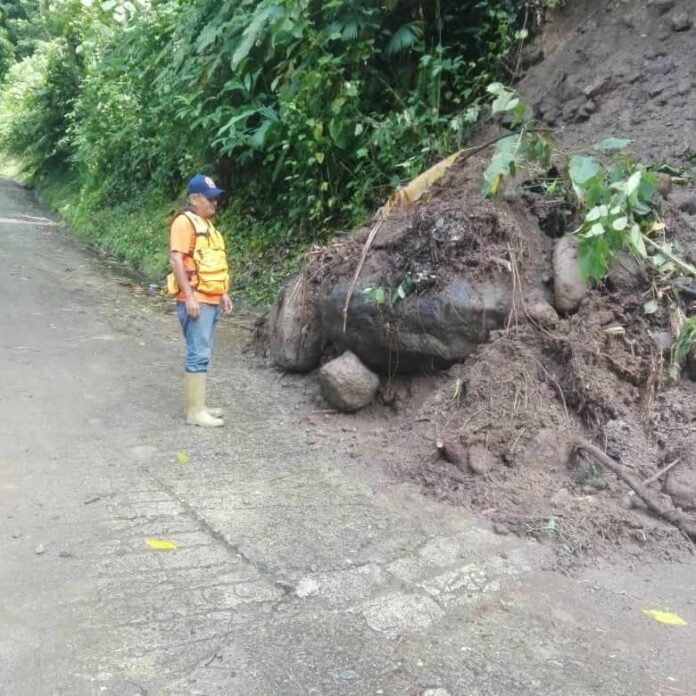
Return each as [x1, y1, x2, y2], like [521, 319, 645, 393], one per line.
[669, 317, 696, 382]
[481, 85, 666, 284]
[571, 152, 656, 281]
[0, 0, 533, 301]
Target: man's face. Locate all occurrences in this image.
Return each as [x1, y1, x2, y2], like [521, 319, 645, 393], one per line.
[191, 193, 219, 219]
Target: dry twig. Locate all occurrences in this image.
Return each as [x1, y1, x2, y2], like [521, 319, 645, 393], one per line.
[342, 215, 385, 332]
[573, 439, 696, 541]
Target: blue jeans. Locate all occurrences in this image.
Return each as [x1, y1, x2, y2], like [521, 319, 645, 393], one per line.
[176, 302, 221, 373]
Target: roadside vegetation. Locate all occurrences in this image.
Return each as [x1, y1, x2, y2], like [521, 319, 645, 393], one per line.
[0, 0, 553, 302]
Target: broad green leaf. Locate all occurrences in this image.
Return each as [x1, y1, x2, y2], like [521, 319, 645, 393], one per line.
[636, 171, 656, 202]
[569, 155, 601, 187]
[231, 6, 275, 69]
[482, 135, 518, 197]
[328, 118, 348, 149]
[612, 216, 628, 231]
[628, 224, 647, 258]
[586, 205, 607, 222]
[578, 237, 610, 281]
[582, 222, 605, 238]
[593, 137, 631, 152]
[625, 171, 642, 197]
[643, 300, 659, 315]
[362, 287, 386, 304]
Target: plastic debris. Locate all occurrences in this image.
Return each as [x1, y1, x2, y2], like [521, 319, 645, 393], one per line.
[642, 609, 687, 626]
[145, 538, 177, 550]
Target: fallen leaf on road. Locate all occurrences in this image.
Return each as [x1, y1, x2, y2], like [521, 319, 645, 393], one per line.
[642, 609, 687, 626]
[176, 452, 190, 464]
[145, 539, 177, 550]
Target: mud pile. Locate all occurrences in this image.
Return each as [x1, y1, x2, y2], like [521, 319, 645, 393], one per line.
[262, 0, 696, 561]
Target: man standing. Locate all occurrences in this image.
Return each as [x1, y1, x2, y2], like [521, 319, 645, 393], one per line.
[168, 174, 233, 427]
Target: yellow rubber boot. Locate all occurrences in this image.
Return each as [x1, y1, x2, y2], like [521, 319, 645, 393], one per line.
[184, 373, 224, 427]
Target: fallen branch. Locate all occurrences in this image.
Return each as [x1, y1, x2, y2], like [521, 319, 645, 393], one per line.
[626, 456, 682, 498]
[643, 235, 696, 277]
[342, 215, 384, 332]
[643, 456, 682, 486]
[573, 439, 696, 541]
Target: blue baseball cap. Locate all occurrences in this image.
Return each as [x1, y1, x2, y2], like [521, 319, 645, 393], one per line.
[187, 174, 224, 198]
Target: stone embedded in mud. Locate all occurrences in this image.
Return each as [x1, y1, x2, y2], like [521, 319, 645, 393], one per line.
[268, 275, 323, 372]
[553, 235, 588, 314]
[319, 277, 511, 374]
[650, 0, 675, 15]
[671, 12, 693, 32]
[319, 351, 379, 412]
[527, 300, 559, 327]
[467, 444, 497, 475]
[607, 250, 646, 292]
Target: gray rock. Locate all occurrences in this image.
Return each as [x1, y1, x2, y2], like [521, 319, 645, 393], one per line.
[527, 300, 559, 327]
[268, 275, 323, 372]
[338, 671, 359, 681]
[607, 250, 646, 291]
[655, 172, 672, 199]
[650, 0, 675, 14]
[320, 277, 511, 373]
[468, 445, 498, 475]
[551, 488, 574, 507]
[319, 351, 379, 412]
[35, 543, 45, 555]
[671, 12, 693, 32]
[553, 235, 588, 313]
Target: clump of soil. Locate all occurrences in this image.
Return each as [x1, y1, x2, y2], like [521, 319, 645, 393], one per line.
[278, 147, 696, 565]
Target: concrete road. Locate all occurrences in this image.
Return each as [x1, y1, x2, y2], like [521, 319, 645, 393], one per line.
[1, 177, 695, 696]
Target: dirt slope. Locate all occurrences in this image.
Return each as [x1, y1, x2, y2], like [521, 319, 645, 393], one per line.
[520, 0, 696, 165]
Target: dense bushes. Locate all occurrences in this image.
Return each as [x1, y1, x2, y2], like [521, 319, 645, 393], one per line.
[0, 0, 540, 299]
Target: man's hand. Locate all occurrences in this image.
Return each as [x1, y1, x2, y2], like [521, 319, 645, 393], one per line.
[185, 294, 200, 319]
[221, 294, 234, 315]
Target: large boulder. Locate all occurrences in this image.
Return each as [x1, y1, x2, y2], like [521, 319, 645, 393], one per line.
[553, 234, 588, 313]
[319, 276, 511, 373]
[319, 351, 380, 412]
[268, 275, 323, 372]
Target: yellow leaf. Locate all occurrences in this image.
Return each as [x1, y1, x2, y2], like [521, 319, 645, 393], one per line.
[145, 538, 177, 551]
[381, 149, 465, 215]
[176, 451, 190, 464]
[647, 221, 666, 234]
[642, 609, 687, 626]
